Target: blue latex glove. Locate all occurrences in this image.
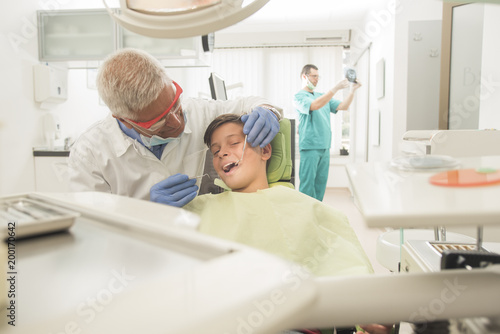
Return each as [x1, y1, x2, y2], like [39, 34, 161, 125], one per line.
[241, 106, 280, 148]
[150, 173, 198, 207]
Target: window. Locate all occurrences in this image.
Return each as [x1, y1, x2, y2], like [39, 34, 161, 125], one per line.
[187, 46, 351, 156]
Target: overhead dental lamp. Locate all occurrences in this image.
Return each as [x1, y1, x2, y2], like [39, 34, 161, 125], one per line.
[103, 0, 270, 38]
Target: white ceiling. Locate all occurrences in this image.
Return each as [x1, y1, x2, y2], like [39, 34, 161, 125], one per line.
[222, 0, 393, 33]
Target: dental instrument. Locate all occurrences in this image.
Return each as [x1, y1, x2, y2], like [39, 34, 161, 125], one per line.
[234, 135, 247, 166]
[191, 173, 210, 180]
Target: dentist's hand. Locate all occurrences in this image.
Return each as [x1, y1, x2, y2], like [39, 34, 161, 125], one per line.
[150, 173, 198, 207]
[241, 106, 280, 148]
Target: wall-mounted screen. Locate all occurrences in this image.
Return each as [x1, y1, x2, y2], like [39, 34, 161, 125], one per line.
[208, 72, 227, 101]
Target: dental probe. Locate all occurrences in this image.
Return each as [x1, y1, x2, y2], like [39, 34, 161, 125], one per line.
[191, 173, 209, 180]
[234, 135, 248, 166]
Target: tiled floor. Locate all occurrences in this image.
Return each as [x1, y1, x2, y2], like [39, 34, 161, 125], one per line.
[322, 188, 415, 333]
[322, 187, 389, 275]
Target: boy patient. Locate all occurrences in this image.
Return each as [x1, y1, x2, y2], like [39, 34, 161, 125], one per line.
[184, 114, 373, 278]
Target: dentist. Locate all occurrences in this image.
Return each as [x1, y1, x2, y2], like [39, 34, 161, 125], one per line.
[68, 48, 281, 207]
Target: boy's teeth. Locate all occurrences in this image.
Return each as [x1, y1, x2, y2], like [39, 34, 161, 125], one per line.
[223, 162, 236, 173]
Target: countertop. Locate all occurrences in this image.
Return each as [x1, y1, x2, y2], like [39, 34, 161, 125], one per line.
[33, 147, 70, 157]
[346, 155, 500, 228]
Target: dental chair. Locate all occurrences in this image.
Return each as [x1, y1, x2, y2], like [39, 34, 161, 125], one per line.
[8, 191, 500, 334]
[199, 118, 295, 193]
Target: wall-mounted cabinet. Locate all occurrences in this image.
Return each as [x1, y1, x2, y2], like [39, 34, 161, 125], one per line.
[38, 9, 115, 63]
[37, 9, 211, 68]
[119, 28, 211, 67]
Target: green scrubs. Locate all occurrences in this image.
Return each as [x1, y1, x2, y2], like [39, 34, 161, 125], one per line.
[294, 89, 340, 201]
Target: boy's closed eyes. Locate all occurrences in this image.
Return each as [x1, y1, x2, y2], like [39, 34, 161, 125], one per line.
[207, 119, 271, 193]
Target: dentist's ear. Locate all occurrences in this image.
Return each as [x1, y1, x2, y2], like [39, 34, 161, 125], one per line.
[261, 143, 272, 161]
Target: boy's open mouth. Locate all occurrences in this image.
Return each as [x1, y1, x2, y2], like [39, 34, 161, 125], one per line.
[223, 162, 238, 173]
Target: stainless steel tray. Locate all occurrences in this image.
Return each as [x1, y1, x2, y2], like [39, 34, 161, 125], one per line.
[0, 195, 79, 239]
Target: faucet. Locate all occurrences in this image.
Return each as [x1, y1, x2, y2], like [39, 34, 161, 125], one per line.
[64, 137, 72, 150]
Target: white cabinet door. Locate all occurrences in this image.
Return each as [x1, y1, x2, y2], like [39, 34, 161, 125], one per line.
[34, 156, 70, 192]
[119, 28, 210, 67]
[37, 9, 115, 62]
[37, 9, 210, 67]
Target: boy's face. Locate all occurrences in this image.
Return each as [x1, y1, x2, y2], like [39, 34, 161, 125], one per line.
[209, 122, 271, 193]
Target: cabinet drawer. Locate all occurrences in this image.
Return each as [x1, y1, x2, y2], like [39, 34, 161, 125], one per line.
[34, 156, 70, 192]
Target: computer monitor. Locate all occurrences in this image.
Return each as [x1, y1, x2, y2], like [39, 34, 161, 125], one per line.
[208, 72, 228, 101]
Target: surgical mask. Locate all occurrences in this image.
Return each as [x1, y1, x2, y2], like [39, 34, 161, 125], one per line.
[140, 112, 187, 147]
[141, 134, 178, 147]
[303, 77, 316, 91]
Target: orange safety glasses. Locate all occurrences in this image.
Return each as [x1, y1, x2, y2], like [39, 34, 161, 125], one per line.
[124, 81, 183, 133]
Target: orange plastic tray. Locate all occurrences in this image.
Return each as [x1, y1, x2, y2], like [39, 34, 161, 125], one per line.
[429, 168, 500, 187]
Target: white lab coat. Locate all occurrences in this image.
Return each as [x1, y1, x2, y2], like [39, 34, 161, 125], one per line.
[68, 96, 270, 200]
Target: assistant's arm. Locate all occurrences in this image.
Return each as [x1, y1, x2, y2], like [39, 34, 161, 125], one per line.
[310, 79, 350, 110]
[337, 81, 362, 111]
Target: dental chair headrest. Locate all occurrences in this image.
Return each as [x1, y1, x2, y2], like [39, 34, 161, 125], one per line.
[267, 118, 293, 188]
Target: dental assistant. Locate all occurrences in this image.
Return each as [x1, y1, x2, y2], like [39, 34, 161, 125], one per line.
[68, 48, 281, 207]
[294, 64, 361, 201]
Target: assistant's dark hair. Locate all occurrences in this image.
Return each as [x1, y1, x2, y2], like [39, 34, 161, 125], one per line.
[300, 64, 318, 77]
[204, 114, 243, 148]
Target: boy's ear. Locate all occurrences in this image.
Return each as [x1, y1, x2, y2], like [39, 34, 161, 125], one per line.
[261, 143, 272, 161]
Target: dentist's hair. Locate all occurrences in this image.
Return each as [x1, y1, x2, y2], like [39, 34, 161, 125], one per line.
[96, 48, 172, 119]
[300, 64, 318, 77]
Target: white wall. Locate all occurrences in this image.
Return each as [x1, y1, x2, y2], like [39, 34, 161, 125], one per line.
[52, 70, 110, 142]
[391, 0, 443, 158]
[478, 4, 500, 129]
[1, 3, 43, 195]
[448, 4, 484, 130]
[406, 20, 442, 131]
[366, 15, 395, 163]
[344, 0, 443, 164]
[347, 0, 398, 164]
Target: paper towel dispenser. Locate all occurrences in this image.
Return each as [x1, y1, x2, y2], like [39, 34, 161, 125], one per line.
[33, 64, 68, 106]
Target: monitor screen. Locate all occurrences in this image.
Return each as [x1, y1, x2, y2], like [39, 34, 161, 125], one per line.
[208, 72, 227, 101]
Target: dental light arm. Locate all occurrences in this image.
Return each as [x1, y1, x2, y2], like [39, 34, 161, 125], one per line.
[103, 0, 270, 38]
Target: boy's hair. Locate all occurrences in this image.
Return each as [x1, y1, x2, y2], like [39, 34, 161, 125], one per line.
[204, 114, 243, 148]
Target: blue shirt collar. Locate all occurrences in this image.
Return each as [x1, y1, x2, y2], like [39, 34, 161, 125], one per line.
[117, 119, 142, 142]
[116, 119, 167, 159]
